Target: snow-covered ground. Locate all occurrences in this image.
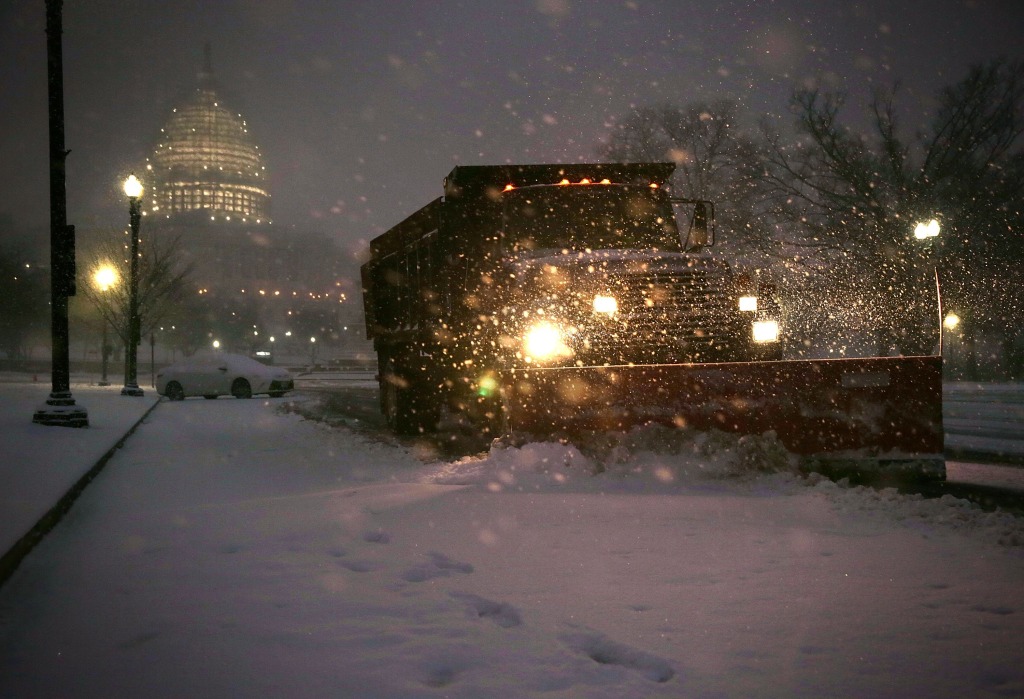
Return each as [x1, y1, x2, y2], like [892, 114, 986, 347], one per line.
[0, 382, 159, 555]
[1, 393, 1023, 698]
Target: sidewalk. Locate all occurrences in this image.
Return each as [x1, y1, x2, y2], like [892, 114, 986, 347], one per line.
[0, 379, 159, 583]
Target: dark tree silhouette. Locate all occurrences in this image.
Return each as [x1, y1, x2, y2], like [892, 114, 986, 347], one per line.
[762, 59, 1024, 365]
[78, 229, 193, 356]
[600, 101, 775, 261]
[0, 243, 49, 360]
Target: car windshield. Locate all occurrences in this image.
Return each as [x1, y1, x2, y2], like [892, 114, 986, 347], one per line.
[500, 185, 682, 253]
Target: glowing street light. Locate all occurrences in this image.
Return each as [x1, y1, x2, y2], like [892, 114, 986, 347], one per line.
[944, 313, 961, 331]
[93, 264, 117, 291]
[914, 218, 940, 240]
[92, 264, 118, 386]
[121, 174, 145, 396]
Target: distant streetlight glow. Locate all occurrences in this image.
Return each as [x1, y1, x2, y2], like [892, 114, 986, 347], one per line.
[93, 265, 118, 292]
[212, 340, 221, 349]
[93, 264, 118, 387]
[914, 218, 940, 240]
[944, 313, 961, 331]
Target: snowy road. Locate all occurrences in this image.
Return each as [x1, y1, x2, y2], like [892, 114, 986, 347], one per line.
[2, 395, 1024, 697]
[945, 383, 1024, 464]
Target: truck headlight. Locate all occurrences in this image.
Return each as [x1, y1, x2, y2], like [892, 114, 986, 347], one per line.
[752, 319, 780, 344]
[592, 294, 618, 316]
[523, 320, 573, 362]
[738, 295, 758, 312]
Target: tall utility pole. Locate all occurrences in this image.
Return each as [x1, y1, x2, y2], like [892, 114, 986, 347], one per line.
[33, 0, 88, 427]
[121, 175, 144, 397]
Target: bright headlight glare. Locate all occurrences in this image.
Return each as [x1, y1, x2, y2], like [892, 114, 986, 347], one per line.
[738, 295, 758, 312]
[752, 320, 780, 344]
[523, 321, 572, 362]
[593, 294, 618, 316]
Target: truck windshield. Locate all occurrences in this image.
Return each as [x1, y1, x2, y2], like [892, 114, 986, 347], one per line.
[501, 185, 682, 253]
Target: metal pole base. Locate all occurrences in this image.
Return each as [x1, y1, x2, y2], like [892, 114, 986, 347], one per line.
[97, 381, 111, 387]
[32, 392, 89, 427]
[120, 384, 145, 397]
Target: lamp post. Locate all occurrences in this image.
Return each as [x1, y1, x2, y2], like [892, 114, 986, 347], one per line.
[33, 0, 88, 427]
[93, 264, 118, 386]
[121, 174, 144, 397]
[914, 218, 943, 354]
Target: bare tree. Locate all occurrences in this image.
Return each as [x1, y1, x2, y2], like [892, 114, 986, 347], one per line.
[78, 229, 193, 357]
[762, 59, 1024, 363]
[600, 101, 774, 261]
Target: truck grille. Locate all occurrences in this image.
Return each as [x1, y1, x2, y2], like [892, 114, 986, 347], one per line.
[584, 269, 742, 362]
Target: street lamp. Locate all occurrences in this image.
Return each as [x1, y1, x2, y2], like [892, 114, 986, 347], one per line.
[913, 219, 940, 240]
[121, 174, 144, 396]
[93, 264, 118, 386]
[914, 217, 944, 355]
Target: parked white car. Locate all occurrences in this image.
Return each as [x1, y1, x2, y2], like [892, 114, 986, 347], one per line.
[156, 353, 294, 400]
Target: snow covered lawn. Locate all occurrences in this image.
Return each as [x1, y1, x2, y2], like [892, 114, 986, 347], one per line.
[1, 395, 1022, 698]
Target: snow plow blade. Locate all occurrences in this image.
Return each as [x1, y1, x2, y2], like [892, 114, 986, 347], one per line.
[505, 356, 945, 481]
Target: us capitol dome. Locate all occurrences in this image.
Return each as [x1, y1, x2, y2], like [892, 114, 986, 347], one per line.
[145, 54, 270, 225]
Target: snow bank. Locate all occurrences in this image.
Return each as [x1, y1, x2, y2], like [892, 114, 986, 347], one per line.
[423, 425, 1024, 549]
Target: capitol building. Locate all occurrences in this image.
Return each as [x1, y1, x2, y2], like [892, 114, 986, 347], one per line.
[138, 51, 361, 361]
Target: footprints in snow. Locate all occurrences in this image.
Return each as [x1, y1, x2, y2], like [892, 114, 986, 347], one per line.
[402, 552, 474, 583]
[338, 527, 676, 687]
[561, 628, 676, 683]
[450, 591, 523, 628]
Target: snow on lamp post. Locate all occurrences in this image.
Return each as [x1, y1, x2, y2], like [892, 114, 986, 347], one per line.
[93, 264, 118, 386]
[121, 174, 145, 397]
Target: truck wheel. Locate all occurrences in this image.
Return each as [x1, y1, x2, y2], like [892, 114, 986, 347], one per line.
[380, 354, 438, 435]
[474, 393, 508, 439]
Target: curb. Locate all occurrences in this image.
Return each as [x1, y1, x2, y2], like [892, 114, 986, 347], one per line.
[0, 399, 162, 590]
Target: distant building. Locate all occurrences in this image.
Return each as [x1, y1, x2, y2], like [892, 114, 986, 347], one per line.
[140, 49, 363, 360]
[146, 50, 271, 226]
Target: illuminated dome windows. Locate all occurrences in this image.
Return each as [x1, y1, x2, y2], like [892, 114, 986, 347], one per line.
[147, 81, 270, 224]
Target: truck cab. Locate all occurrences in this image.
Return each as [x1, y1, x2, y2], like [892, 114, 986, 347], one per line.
[362, 163, 780, 434]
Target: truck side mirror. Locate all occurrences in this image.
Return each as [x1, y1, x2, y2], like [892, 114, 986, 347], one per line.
[689, 202, 709, 249]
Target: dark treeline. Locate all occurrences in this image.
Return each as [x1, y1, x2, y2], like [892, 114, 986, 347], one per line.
[601, 58, 1024, 379]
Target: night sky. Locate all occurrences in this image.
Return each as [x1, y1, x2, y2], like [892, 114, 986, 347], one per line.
[2, 0, 1022, 265]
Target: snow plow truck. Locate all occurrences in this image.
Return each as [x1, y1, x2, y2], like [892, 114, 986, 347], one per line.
[361, 163, 944, 480]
